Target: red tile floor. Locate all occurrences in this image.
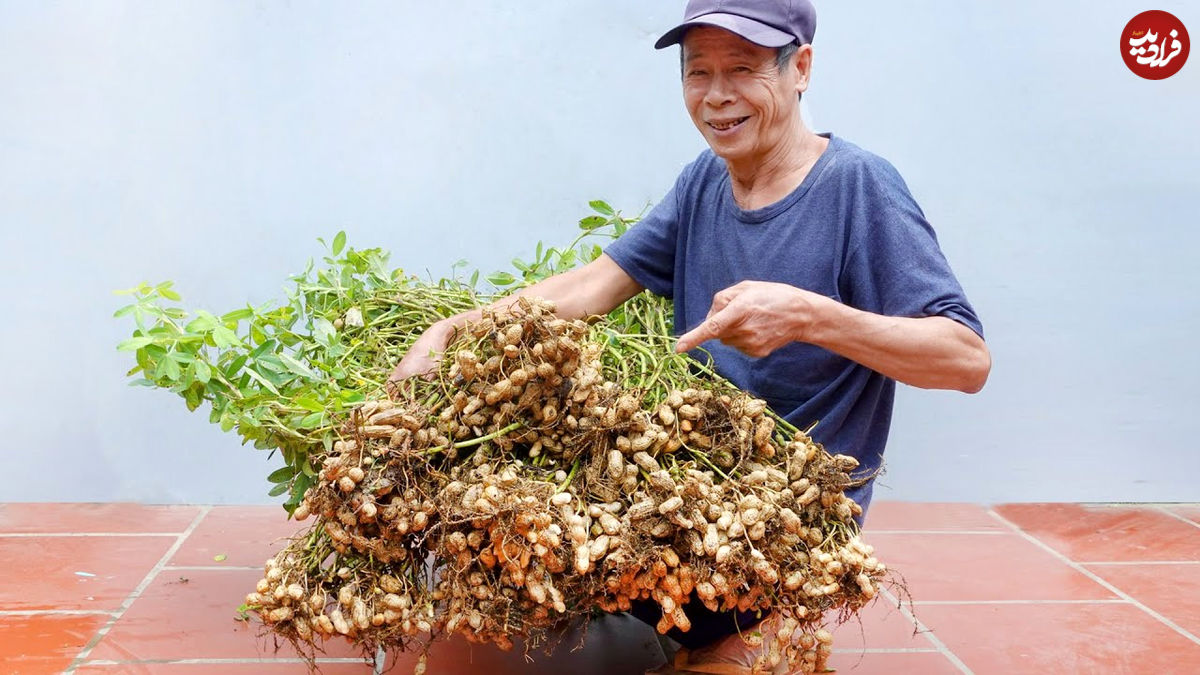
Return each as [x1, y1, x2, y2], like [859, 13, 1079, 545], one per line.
[2, 502, 1199, 674]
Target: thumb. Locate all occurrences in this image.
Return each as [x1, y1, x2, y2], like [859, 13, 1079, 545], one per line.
[675, 307, 732, 353]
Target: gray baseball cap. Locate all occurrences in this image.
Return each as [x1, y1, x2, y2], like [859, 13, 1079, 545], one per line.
[654, 0, 817, 49]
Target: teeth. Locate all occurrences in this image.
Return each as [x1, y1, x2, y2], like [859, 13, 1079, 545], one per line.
[710, 117, 746, 130]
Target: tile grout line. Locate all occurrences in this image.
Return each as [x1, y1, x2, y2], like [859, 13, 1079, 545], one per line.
[1154, 505, 1200, 531]
[62, 505, 212, 674]
[0, 609, 120, 616]
[910, 599, 1130, 606]
[987, 509, 1200, 648]
[1081, 560, 1200, 566]
[76, 657, 371, 665]
[163, 565, 263, 571]
[831, 647, 942, 654]
[879, 587, 974, 674]
[864, 529, 1008, 535]
[0, 532, 189, 538]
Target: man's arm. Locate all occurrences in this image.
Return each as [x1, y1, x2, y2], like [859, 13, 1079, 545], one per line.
[675, 280, 990, 394]
[388, 254, 644, 385]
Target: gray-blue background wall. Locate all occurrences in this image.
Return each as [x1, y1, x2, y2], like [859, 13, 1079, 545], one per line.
[2, 1, 1197, 504]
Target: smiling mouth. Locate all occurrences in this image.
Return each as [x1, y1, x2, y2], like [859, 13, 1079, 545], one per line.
[708, 116, 749, 131]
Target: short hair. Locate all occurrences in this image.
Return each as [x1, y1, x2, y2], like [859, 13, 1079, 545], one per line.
[776, 41, 802, 103]
[775, 41, 799, 71]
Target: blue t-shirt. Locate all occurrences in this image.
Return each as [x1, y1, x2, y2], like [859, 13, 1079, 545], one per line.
[604, 134, 983, 515]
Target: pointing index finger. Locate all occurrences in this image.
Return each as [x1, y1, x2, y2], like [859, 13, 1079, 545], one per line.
[675, 307, 731, 353]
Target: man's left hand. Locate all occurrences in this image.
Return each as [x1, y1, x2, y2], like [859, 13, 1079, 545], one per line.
[675, 280, 827, 357]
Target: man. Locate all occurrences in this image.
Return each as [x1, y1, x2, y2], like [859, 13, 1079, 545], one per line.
[390, 0, 989, 671]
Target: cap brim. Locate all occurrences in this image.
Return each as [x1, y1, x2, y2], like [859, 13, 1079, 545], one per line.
[654, 13, 795, 50]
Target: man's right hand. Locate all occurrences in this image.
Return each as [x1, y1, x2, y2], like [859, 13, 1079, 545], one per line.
[384, 254, 643, 399]
[386, 320, 456, 397]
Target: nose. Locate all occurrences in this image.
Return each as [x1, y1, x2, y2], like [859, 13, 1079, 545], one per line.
[703, 72, 735, 108]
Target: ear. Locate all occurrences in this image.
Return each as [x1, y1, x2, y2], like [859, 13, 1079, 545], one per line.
[794, 44, 814, 94]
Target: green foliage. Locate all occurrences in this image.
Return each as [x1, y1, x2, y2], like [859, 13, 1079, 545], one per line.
[115, 203, 666, 514]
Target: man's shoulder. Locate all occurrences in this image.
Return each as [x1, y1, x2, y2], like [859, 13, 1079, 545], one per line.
[819, 134, 918, 205]
[825, 135, 904, 181]
[678, 148, 725, 181]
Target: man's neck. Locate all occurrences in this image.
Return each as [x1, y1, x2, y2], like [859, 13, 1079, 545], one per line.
[726, 126, 828, 211]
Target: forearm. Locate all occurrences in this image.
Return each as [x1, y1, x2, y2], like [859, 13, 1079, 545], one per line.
[433, 255, 641, 333]
[806, 299, 991, 393]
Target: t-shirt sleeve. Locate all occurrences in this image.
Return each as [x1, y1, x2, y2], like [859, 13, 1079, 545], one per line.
[603, 176, 683, 299]
[841, 160, 984, 339]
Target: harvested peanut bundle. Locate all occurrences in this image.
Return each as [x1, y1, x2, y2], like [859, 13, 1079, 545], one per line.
[247, 297, 887, 674]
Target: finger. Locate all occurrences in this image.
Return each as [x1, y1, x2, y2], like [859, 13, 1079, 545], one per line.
[675, 307, 733, 353]
[706, 286, 739, 321]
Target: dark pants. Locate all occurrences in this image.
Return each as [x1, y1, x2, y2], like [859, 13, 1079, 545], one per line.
[628, 485, 873, 650]
[627, 594, 762, 650]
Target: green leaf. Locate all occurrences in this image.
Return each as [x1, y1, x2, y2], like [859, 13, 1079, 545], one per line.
[227, 354, 248, 376]
[267, 466, 294, 483]
[312, 318, 336, 346]
[487, 272, 516, 287]
[253, 354, 287, 374]
[332, 231, 347, 256]
[156, 355, 181, 381]
[339, 390, 366, 404]
[170, 351, 195, 365]
[578, 215, 607, 230]
[295, 396, 324, 412]
[250, 339, 277, 359]
[268, 482, 290, 497]
[183, 316, 211, 334]
[290, 472, 315, 503]
[211, 325, 241, 348]
[589, 200, 614, 216]
[213, 553, 227, 562]
[221, 308, 254, 323]
[278, 353, 318, 380]
[113, 304, 137, 318]
[117, 337, 154, 351]
[298, 411, 325, 428]
[243, 367, 280, 395]
[160, 288, 182, 301]
[193, 360, 212, 384]
[183, 383, 203, 410]
[197, 309, 223, 326]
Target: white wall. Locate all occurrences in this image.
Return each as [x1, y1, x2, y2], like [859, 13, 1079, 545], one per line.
[1, 1, 1197, 504]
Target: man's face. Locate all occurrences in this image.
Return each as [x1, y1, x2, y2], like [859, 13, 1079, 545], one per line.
[681, 26, 806, 165]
